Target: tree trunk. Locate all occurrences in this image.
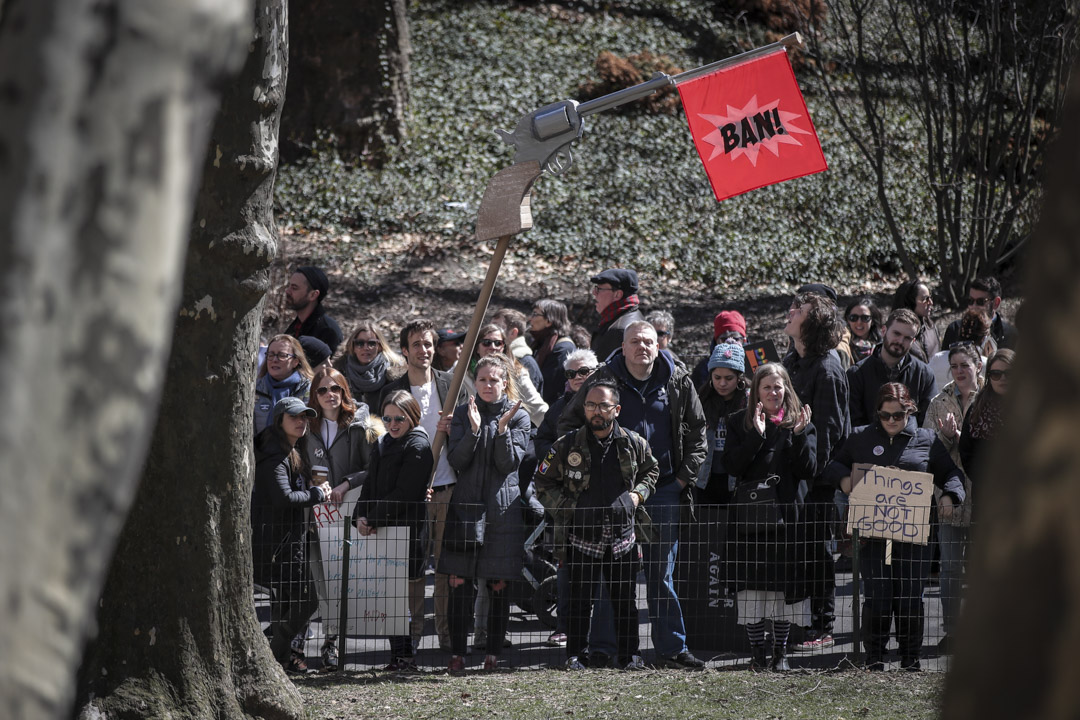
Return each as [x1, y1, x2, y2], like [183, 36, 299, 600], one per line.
[280, 0, 410, 163]
[942, 56, 1080, 719]
[74, 1, 298, 719]
[0, 1, 250, 718]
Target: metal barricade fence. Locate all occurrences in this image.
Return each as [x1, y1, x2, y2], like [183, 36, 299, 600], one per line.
[252, 498, 970, 672]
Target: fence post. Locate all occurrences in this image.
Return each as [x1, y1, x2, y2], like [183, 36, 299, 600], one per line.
[337, 518, 353, 673]
[851, 526, 861, 666]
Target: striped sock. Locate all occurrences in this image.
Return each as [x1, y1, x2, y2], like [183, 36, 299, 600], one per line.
[773, 620, 791, 651]
[746, 621, 766, 647]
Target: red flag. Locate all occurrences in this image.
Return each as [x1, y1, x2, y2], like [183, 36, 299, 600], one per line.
[677, 49, 827, 202]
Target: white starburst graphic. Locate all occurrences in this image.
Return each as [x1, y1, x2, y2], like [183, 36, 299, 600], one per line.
[698, 95, 813, 166]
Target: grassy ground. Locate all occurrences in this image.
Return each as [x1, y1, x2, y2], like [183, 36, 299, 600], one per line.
[294, 668, 942, 719]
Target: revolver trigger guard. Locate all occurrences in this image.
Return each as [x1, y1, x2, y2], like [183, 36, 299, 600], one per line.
[544, 144, 575, 175]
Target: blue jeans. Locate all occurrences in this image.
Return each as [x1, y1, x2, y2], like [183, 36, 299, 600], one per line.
[641, 480, 689, 658]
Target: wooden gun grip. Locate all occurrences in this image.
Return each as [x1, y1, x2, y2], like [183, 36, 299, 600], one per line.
[475, 161, 542, 242]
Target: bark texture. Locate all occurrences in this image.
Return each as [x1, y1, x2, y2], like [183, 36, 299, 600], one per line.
[280, 0, 410, 162]
[74, 1, 298, 719]
[0, 1, 250, 718]
[942, 56, 1080, 719]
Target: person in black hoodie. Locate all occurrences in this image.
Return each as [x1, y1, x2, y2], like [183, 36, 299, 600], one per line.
[252, 397, 331, 673]
[354, 390, 433, 671]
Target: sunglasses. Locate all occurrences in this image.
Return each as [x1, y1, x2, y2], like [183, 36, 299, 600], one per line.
[479, 339, 504, 348]
[565, 366, 596, 379]
[987, 368, 1011, 380]
[382, 415, 408, 424]
[877, 410, 908, 422]
[848, 314, 872, 323]
[266, 352, 295, 361]
[967, 296, 991, 307]
[353, 339, 379, 349]
[316, 385, 343, 396]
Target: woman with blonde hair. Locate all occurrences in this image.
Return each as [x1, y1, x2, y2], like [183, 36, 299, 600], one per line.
[459, 323, 546, 425]
[255, 334, 314, 435]
[336, 320, 405, 409]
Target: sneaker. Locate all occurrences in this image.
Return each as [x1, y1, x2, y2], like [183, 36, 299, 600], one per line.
[320, 643, 339, 672]
[660, 651, 705, 670]
[286, 651, 310, 675]
[792, 634, 835, 652]
[483, 655, 498, 671]
[447, 655, 466, 673]
[623, 655, 646, 671]
[565, 656, 586, 671]
[546, 632, 568, 647]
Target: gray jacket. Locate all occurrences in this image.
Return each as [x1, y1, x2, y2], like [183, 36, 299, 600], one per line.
[302, 407, 375, 490]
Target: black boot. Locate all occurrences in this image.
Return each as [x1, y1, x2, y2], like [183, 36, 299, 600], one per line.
[770, 642, 790, 672]
[749, 646, 767, 672]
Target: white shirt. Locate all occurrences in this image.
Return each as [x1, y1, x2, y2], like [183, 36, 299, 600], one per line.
[412, 379, 456, 488]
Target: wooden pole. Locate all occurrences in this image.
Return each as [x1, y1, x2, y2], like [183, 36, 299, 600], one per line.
[427, 161, 542, 486]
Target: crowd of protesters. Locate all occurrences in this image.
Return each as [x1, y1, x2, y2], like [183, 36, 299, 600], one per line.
[249, 265, 1019, 675]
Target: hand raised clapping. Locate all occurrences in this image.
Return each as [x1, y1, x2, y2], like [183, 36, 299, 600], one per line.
[466, 395, 482, 434]
[498, 400, 523, 435]
[752, 402, 767, 437]
[936, 412, 959, 441]
[793, 405, 812, 435]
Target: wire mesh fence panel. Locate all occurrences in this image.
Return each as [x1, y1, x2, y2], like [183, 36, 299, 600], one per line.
[252, 498, 967, 671]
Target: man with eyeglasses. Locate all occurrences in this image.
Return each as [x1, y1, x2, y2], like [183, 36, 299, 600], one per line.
[559, 320, 708, 669]
[281, 266, 343, 356]
[590, 268, 645, 363]
[941, 276, 1018, 351]
[848, 308, 938, 428]
[536, 378, 658, 670]
[379, 319, 469, 652]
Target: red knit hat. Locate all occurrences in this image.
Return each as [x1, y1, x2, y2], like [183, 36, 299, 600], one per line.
[713, 310, 747, 341]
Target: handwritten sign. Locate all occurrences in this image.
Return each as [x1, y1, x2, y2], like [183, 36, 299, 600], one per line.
[744, 340, 780, 374]
[314, 489, 410, 636]
[846, 465, 933, 545]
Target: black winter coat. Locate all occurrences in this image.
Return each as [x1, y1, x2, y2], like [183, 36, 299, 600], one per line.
[823, 417, 966, 506]
[353, 426, 433, 578]
[438, 395, 530, 580]
[782, 347, 850, 484]
[251, 428, 325, 583]
[722, 410, 817, 601]
[847, 347, 937, 429]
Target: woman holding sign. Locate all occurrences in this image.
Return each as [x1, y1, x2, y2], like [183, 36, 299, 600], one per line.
[353, 390, 433, 671]
[440, 355, 530, 672]
[826, 382, 965, 671]
[301, 368, 381, 670]
[722, 362, 816, 672]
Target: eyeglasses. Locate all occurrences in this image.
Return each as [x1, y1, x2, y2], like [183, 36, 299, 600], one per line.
[479, 339, 504, 348]
[591, 285, 615, 296]
[353, 339, 379, 349]
[877, 410, 908, 422]
[382, 415, 408, 424]
[266, 352, 296, 361]
[987, 369, 1011, 381]
[316, 385, 343, 396]
[584, 401, 617, 413]
[848, 314, 872, 323]
[529, 310, 544, 318]
[565, 367, 596, 379]
[967, 296, 991, 307]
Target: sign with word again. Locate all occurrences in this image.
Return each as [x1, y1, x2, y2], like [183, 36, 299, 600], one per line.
[314, 494, 410, 636]
[846, 465, 933, 545]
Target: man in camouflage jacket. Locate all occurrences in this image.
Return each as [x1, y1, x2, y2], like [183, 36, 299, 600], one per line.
[535, 380, 658, 669]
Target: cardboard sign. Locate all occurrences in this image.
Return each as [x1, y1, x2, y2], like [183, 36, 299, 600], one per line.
[846, 465, 933, 545]
[744, 340, 780, 374]
[314, 490, 410, 636]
